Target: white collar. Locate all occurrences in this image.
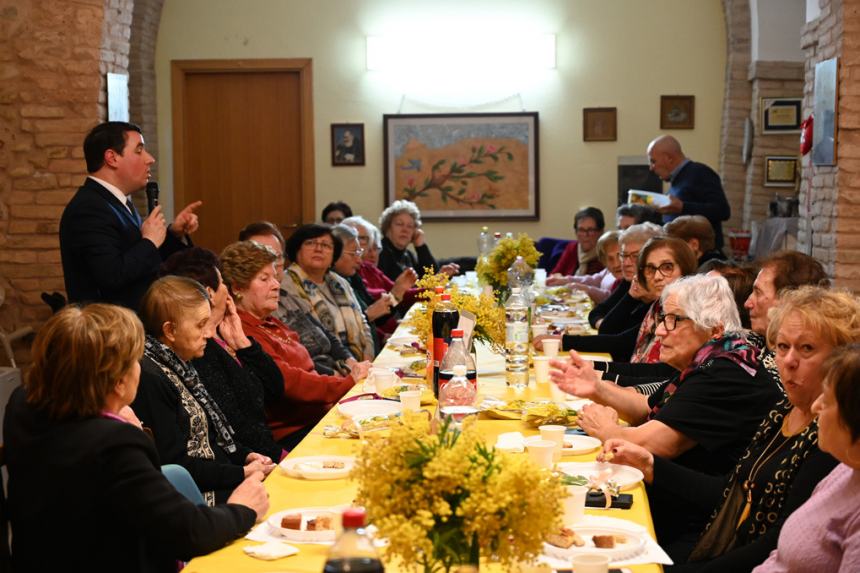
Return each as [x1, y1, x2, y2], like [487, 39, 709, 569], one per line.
[89, 175, 133, 212]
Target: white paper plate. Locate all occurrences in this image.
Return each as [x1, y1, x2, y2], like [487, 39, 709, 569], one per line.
[628, 189, 670, 208]
[267, 507, 340, 543]
[280, 455, 355, 480]
[524, 434, 602, 456]
[386, 335, 420, 347]
[543, 525, 646, 562]
[337, 399, 402, 419]
[556, 462, 644, 491]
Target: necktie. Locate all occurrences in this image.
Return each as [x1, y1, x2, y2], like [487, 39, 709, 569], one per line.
[126, 197, 142, 227]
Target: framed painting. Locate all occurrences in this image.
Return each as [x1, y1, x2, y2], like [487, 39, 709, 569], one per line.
[383, 112, 539, 220]
[813, 57, 838, 166]
[331, 123, 365, 166]
[761, 97, 802, 133]
[583, 107, 617, 141]
[660, 95, 695, 129]
[764, 155, 799, 187]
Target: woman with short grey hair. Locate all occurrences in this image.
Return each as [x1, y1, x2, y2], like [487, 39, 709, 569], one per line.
[551, 273, 781, 478]
[377, 199, 458, 280]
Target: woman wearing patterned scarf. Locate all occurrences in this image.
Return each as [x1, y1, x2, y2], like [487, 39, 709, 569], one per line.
[596, 287, 860, 571]
[132, 276, 276, 506]
[280, 224, 375, 361]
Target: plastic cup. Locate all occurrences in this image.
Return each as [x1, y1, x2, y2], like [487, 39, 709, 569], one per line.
[539, 424, 565, 461]
[570, 554, 610, 573]
[369, 367, 396, 393]
[549, 380, 571, 403]
[526, 439, 556, 469]
[399, 390, 421, 412]
[563, 485, 588, 525]
[533, 356, 552, 384]
[531, 323, 548, 339]
[542, 338, 560, 358]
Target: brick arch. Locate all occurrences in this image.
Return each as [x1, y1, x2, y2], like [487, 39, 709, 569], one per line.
[129, 0, 166, 181]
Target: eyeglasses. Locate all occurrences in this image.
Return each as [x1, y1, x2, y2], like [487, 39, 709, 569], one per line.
[576, 227, 601, 235]
[303, 239, 334, 252]
[357, 235, 371, 245]
[643, 262, 676, 277]
[619, 250, 640, 260]
[344, 248, 365, 257]
[656, 312, 691, 332]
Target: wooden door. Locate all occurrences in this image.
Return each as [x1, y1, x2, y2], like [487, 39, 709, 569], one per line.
[171, 59, 314, 251]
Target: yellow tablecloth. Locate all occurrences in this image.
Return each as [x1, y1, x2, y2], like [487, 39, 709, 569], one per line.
[186, 340, 663, 573]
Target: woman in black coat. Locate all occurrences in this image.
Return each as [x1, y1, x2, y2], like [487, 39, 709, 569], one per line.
[5, 304, 267, 573]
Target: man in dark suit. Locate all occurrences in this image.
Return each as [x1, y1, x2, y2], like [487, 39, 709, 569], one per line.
[60, 121, 202, 309]
[647, 135, 730, 250]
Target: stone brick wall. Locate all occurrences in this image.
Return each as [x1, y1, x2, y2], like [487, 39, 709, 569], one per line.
[834, 0, 860, 289]
[744, 61, 803, 225]
[720, 0, 753, 234]
[0, 0, 132, 364]
[799, 0, 842, 280]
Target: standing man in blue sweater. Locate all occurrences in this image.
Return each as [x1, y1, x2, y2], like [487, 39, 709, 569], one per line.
[647, 135, 730, 251]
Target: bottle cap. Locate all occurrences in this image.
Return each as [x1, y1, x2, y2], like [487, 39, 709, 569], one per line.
[441, 294, 451, 301]
[451, 329, 464, 337]
[435, 286, 445, 294]
[341, 507, 366, 528]
[453, 365, 467, 377]
[511, 287, 522, 293]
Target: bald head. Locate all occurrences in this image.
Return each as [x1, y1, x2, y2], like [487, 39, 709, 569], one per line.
[647, 135, 686, 181]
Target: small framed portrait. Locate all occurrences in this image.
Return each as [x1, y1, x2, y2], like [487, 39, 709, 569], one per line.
[331, 123, 365, 166]
[583, 107, 617, 142]
[660, 95, 695, 130]
[764, 155, 799, 187]
[761, 97, 802, 133]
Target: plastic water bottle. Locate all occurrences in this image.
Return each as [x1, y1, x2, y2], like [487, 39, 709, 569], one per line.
[323, 507, 384, 572]
[438, 364, 478, 427]
[477, 226, 493, 257]
[438, 329, 477, 393]
[505, 287, 530, 389]
[507, 256, 534, 291]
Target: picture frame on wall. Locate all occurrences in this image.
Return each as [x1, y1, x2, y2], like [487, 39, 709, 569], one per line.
[761, 97, 802, 133]
[764, 155, 799, 187]
[583, 107, 617, 141]
[813, 57, 839, 166]
[331, 123, 365, 166]
[383, 112, 539, 221]
[660, 95, 695, 129]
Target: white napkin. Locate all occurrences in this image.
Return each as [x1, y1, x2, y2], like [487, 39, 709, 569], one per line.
[243, 541, 299, 560]
[495, 431, 525, 453]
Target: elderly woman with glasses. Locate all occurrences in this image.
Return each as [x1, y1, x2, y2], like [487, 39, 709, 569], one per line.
[378, 199, 459, 281]
[221, 240, 366, 450]
[594, 287, 860, 569]
[547, 230, 623, 303]
[544, 235, 696, 366]
[342, 215, 418, 308]
[549, 206, 606, 277]
[241, 222, 361, 377]
[551, 274, 782, 478]
[280, 224, 375, 361]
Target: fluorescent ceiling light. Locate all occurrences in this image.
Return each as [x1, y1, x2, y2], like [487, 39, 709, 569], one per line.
[367, 33, 556, 72]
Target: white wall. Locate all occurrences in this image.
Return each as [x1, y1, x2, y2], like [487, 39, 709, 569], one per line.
[751, 0, 805, 62]
[155, 0, 726, 258]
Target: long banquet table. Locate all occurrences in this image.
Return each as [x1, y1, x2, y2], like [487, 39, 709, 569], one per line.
[186, 335, 664, 573]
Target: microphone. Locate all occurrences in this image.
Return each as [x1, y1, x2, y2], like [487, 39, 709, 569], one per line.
[145, 181, 159, 214]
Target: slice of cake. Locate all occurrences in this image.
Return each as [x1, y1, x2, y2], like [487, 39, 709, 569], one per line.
[280, 513, 302, 530]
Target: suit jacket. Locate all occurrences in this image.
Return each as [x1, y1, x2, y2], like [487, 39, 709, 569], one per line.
[59, 177, 187, 309]
[664, 160, 731, 250]
[4, 387, 255, 573]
